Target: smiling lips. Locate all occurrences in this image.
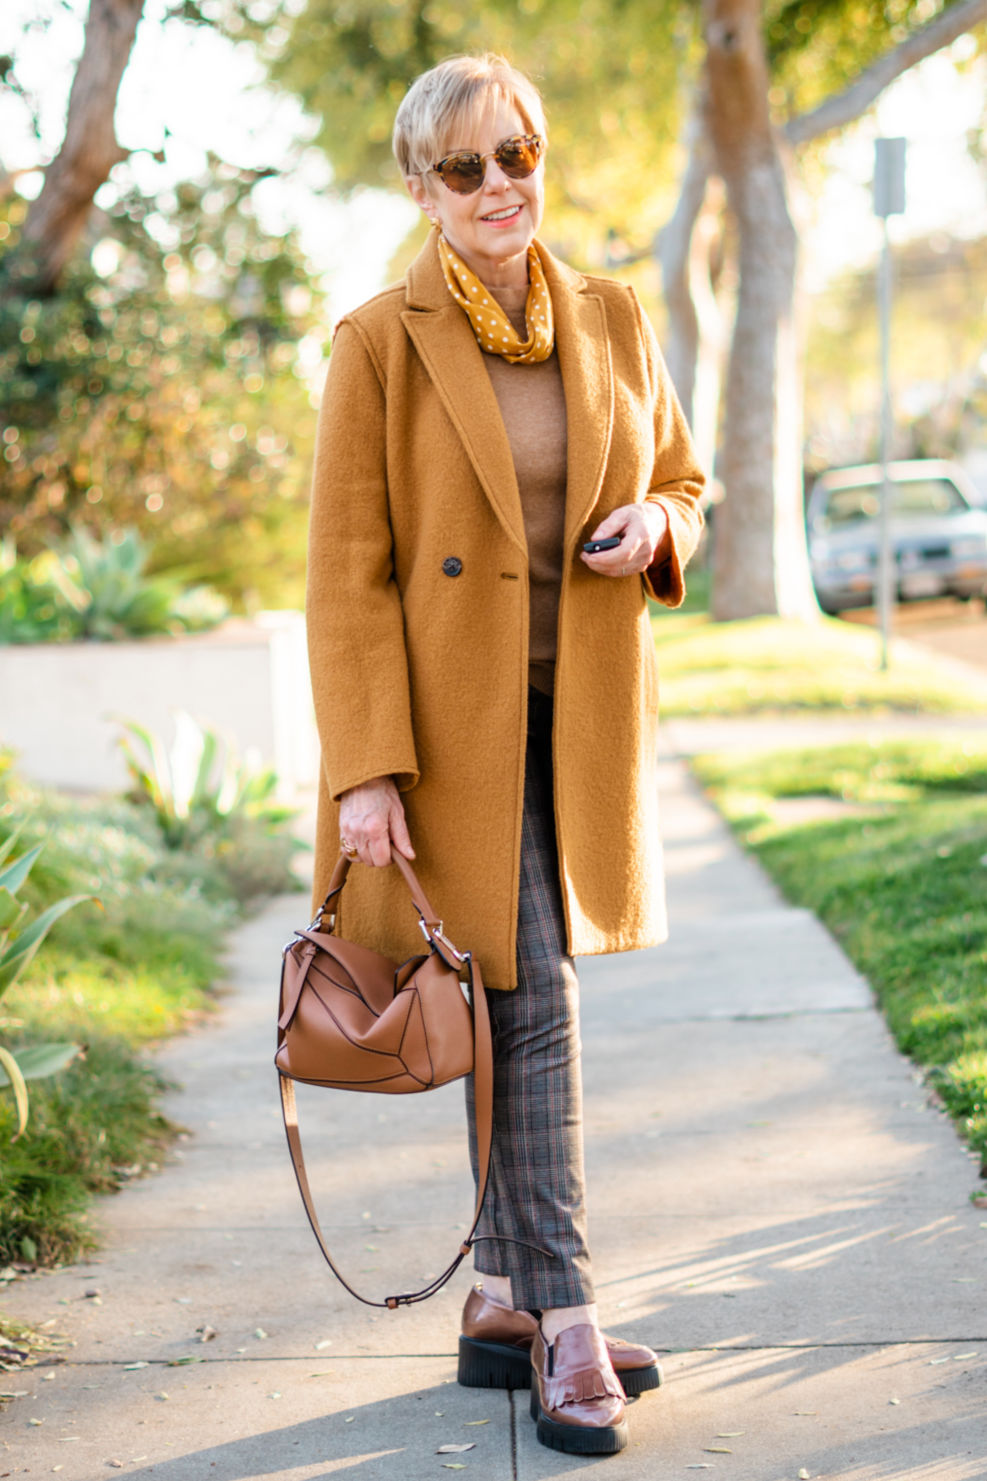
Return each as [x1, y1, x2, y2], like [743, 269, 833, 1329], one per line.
[482, 204, 522, 223]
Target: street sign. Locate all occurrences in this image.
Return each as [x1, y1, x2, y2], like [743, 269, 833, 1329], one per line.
[874, 137, 906, 218]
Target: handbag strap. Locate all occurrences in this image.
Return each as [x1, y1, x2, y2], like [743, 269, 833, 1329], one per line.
[278, 950, 494, 1309]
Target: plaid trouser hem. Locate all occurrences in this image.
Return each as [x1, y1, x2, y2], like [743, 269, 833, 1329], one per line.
[465, 688, 595, 1308]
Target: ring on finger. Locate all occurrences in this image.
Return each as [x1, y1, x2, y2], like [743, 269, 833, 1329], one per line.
[340, 837, 359, 859]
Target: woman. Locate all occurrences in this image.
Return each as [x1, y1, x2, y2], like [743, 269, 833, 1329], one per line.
[306, 54, 704, 1456]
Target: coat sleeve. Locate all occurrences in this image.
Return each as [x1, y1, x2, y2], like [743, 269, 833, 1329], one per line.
[631, 293, 706, 607]
[306, 318, 419, 801]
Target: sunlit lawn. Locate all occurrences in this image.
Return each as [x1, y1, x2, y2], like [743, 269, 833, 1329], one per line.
[652, 602, 987, 717]
[693, 739, 987, 1171]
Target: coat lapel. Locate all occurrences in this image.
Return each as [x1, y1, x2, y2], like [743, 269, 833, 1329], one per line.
[543, 254, 615, 552]
[399, 235, 615, 557]
[401, 238, 526, 553]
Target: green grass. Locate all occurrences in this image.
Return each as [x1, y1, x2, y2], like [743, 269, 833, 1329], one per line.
[652, 611, 987, 717]
[0, 762, 299, 1266]
[693, 739, 987, 1169]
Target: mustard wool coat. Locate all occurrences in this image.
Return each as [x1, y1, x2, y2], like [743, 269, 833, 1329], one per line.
[306, 232, 705, 990]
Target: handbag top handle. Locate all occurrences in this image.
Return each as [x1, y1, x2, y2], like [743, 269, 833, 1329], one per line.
[312, 846, 465, 967]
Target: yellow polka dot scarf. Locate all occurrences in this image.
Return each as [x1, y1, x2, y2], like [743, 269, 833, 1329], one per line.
[437, 233, 555, 364]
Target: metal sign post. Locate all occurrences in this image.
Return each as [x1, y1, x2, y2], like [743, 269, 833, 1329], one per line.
[873, 137, 906, 672]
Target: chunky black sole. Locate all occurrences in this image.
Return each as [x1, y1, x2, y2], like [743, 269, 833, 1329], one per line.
[457, 1335, 662, 1396]
[529, 1382, 629, 1454]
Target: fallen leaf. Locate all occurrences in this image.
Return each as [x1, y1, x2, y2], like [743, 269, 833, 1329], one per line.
[717, 1431, 745, 1437]
[253, 1328, 268, 1340]
[269, 1392, 282, 1399]
[437, 1444, 475, 1453]
[704, 1446, 733, 1454]
[314, 1339, 333, 1350]
[155, 1392, 169, 1401]
[84, 1289, 101, 1299]
[123, 1362, 148, 1371]
[28, 1417, 43, 1425]
[953, 1352, 977, 1361]
[889, 1397, 901, 1406]
[799, 1470, 811, 1480]
[197, 1326, 218, 1343]
[441, 1467, 467, 1472]
[463, 1419, 490, 1426]
[793, 1410, 818, 1416]
[108, 1462, 124, 1470]
[344, 1416, 355, 1423]
[928, 1357, 950, 1365]
[685, 1467, 713, 1472]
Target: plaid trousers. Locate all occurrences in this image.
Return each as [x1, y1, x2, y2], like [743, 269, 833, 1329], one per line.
[465, 687, 594, 1308]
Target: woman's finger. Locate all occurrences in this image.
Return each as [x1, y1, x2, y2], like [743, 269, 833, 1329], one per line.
[389, 799, 416, 860]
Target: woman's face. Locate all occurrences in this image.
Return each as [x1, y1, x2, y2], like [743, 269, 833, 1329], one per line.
[407, 99, 545, 291]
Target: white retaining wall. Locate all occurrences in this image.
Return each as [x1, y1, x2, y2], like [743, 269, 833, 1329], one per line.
[0, 612, 319, 798]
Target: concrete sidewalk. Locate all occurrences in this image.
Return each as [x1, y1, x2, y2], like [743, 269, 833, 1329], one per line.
[4, 752, 986, 1480]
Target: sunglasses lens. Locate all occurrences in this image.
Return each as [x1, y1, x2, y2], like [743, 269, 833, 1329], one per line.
[437, 153, 486, 195]
[432, 137, 543, 193]
[496, 136, 541, 178]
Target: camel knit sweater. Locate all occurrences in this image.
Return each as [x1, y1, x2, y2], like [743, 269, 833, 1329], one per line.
[483, 283, 567, 695]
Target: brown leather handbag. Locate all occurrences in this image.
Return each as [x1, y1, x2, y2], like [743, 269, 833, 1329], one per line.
[276, 846, 492, 1309]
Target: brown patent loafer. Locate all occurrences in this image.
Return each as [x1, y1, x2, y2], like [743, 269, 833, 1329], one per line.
[529, 1323, 628, 1454]
[457, 1284, 662, 1395]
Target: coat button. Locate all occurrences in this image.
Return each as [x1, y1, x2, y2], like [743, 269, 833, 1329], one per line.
[442, 557, 463, 577]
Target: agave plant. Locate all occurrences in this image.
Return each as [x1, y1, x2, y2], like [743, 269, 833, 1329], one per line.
[0, 836, 93, 1139]
[47, 526, 227, 641]
[117, 712, 296, 851]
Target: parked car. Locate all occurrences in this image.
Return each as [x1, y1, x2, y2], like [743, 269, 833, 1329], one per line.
[806, 459, 987, 614]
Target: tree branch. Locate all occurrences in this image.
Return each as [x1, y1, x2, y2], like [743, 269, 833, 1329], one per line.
[4, 0, 145, 296]
[785, 0, 987, 146]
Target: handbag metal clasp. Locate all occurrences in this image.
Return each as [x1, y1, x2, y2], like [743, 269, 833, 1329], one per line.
[419, 916, 465, 962]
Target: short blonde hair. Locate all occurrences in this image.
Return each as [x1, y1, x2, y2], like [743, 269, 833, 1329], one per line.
[393, 53, 547, 180]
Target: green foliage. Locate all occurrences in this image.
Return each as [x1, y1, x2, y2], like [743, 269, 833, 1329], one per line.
[0, 836, 91, 1138]
[0, 538, 72, 644]
[0, 527, 228, 644]
[116, 712, 302, 900]
[651, 612, 987, 716]
[0, 753, 272, 1263]
[0, 168, 323, 611]
[45, 526, 228, 641]
[694, 739, 987, 1167]
[0, 1039, 174, 1266]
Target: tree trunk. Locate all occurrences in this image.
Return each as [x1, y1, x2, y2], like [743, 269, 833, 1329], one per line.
[658, 110, 727, 478]
[5, 0, 145, 296]
[702, 0, 818, 621]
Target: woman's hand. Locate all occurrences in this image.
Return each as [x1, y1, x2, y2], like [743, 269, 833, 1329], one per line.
[338, 777, 415, 868]
[580, 502, 669, 579]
